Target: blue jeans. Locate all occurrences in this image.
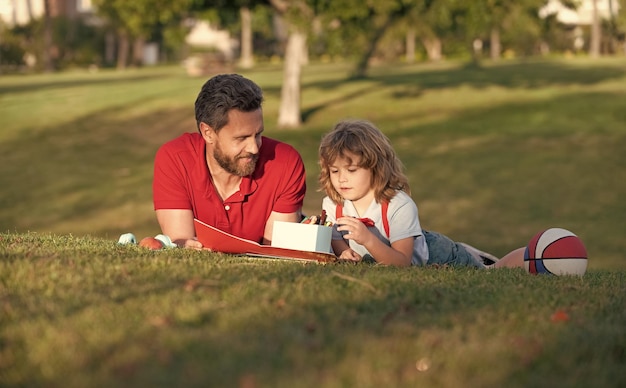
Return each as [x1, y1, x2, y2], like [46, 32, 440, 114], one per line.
[424, 231, 485, 268]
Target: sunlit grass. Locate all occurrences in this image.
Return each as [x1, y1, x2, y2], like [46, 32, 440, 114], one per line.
[1, 232, 624, 387]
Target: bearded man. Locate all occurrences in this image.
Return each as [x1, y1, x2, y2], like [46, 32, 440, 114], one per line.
[153, 74, 306, 248]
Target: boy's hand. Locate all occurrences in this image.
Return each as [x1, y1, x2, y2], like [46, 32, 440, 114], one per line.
[339, 248, 362, 262]
[337, 216, 374, 246]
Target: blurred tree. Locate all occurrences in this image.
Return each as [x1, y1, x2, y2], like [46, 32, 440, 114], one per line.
[0, 14, 103, 72]
[0, 22, 26, 72]
[43, 0, 53, 72]
[191, 0, 270, 67]
[319, 0, 417, 78]
[93, 0, 194, 69]
[267, 0, 314, 128]
[239, 5, 254, 67]
[25, 0, 35, 21]
[403, 0, 457, 62]
[192, 0, 312, 127]
[611, 0, 626, 53]
[590, 0, 601, 56]
[456, 0, 549, 62]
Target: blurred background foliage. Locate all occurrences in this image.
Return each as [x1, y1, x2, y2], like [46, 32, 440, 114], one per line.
[0, 0, 624, 73]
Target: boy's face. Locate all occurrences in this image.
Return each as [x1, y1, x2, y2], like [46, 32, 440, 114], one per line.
[329, 153, 374, 204]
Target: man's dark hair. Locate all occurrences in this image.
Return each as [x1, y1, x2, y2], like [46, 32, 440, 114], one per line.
[194, 73, 264, 132]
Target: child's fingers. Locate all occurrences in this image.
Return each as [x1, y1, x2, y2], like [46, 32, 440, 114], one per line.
[339, 249, 361, 261]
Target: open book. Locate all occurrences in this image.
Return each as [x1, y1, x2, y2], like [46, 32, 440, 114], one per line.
[194, 219, 337, 263]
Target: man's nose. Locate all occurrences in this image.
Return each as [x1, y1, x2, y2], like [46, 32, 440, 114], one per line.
[246, 137, 260, 154]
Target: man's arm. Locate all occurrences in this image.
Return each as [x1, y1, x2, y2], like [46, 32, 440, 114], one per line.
[156, 209, 202, 249]
[262, 210, 301, 245]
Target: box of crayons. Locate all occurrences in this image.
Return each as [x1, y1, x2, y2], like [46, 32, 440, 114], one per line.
[271, 211, 333, 253]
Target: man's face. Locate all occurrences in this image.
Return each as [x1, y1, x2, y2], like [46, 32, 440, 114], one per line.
[208, 109, 263, 177]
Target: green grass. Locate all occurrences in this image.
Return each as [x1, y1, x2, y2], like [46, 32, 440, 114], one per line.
[1, 58, 626, 386]
[1, 233, 624, 387]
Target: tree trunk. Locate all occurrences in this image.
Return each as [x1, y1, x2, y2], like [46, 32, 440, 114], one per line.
[25, 0, 34, 21]
[132, 36, 144, 67]
[353, 24, 388, 78]
[421, 37, 442, 61]
[589, 0, 601, 58]
[300, 35, 309, 66]
[277, 31, 306, 129]
[490, 27, 501, 60]
[10, 0, 17, 25]
[117, 31, 129, 70]
[272, 13, 288, 55]
[239, 6, 254, 69]
[353, 12, 402, 78]
[105, 31, 115, 66]
[42, 0, 53, 72]
[405, 27, 415, 63]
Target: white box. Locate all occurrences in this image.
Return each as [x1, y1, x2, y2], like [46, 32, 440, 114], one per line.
[271, 221, 332, 253]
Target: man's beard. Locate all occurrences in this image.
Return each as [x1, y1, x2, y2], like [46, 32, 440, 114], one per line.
[214, 144, 259, 177]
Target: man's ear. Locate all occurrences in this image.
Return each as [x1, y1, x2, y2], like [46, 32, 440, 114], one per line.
[199, 122, 215, 143]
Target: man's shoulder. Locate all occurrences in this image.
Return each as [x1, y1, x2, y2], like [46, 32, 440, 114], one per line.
[158, 133, 203, 156]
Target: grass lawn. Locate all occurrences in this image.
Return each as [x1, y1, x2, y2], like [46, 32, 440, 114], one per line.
[1, 58, 625, 386]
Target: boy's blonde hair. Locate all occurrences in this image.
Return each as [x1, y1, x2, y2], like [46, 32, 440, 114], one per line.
[318, 119, 410, 205]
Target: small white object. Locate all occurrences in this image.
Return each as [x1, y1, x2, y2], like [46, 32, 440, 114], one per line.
[154, 234, 177, 248]
[118, 233, 137, 245]
[271, 221, 332, 253]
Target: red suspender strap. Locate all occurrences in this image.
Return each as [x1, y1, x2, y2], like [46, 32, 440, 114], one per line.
[381, 202, 389, 238]
[335, 202, 390, 238]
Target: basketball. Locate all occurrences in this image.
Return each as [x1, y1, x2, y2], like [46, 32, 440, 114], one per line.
[524, 228, 588, 276]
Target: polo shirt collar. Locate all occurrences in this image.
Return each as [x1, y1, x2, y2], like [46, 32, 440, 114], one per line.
[215, 175, 258, 203]
[238, 175, 258, 198]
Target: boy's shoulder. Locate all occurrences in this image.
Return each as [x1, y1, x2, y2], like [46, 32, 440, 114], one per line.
[389, 191, 418, 211]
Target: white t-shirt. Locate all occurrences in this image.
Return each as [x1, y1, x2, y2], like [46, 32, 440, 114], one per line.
[322, 191, 429, 266]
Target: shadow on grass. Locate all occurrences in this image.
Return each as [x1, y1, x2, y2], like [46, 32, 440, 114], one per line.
[297, 61, 626, 121]
[310, 60, 626, 91]
[0, 72, 177, 95]
[301, 84, 380, 123]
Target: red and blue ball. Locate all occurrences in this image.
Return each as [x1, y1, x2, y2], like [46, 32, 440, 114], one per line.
[524, 228, 588, 276]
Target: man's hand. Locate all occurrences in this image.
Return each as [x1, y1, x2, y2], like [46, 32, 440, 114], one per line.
[174, 237, 203, 250]
[156, 209, 201, 249]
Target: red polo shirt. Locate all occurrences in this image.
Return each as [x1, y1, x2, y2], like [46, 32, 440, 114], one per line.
[153, 133, 306, 243]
